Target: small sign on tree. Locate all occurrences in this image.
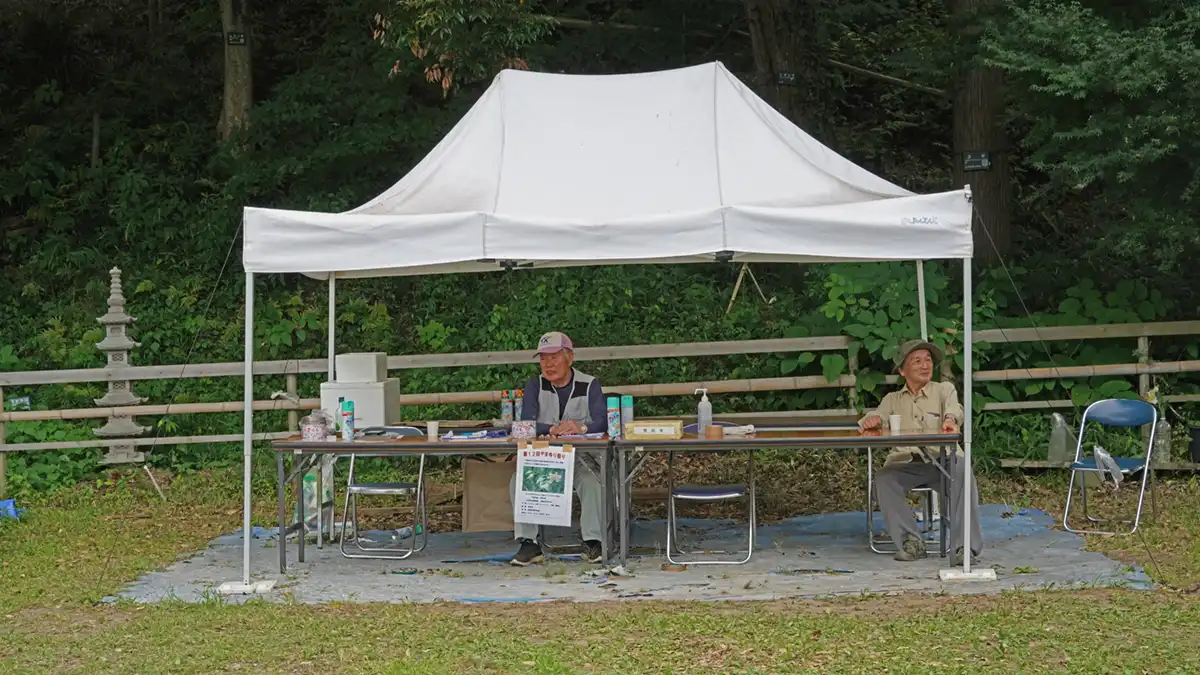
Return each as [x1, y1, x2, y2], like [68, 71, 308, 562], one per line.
[963, 151, 992, 172]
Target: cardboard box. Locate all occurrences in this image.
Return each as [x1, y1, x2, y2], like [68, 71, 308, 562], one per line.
[461, 457, 517, 533]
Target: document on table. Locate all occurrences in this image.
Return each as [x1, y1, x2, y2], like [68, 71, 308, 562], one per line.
[513, 444, 575, 527]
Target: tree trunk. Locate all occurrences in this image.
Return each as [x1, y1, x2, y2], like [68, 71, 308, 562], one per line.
[218, 0, 252, 141]
[950, 0, 1011, 263]
[742, 0, 831, 138]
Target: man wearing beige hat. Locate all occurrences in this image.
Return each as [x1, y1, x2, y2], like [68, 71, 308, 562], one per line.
[859, 339, 982, 564]
[508, 331, 608, 566]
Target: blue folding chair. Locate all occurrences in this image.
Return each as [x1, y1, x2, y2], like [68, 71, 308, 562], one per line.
[665, 422, 756, 565]
[1062, 399, 1158, 536]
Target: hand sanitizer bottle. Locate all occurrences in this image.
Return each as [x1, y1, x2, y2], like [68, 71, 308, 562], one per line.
[695, 388, 712, 437]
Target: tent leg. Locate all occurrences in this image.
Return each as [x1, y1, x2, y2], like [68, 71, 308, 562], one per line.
[219, 271, 277, 595]
[940, 257, 994, 582]
[916, 260, 928, 341]
[328, 274, 336, 381]
[917, 260, 940, 523]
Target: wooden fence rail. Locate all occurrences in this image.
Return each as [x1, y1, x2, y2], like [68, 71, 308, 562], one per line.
[1, 319, 1199, 489]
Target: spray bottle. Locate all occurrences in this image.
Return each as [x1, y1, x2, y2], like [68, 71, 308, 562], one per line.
[695, 388, 712, 437]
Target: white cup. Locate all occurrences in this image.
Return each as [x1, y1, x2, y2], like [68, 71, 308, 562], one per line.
[888, 414, 902, 435]
[427, 421, 440, 442]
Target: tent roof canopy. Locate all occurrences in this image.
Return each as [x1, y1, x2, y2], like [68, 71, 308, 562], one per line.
[243, 62, 972, 278]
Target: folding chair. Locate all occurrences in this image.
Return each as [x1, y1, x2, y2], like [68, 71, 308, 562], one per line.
[1063, 398, 1158, 536]
[339, 426, 428, 559]
[665, 422, 755, 565]
[866, 448, 948, 555]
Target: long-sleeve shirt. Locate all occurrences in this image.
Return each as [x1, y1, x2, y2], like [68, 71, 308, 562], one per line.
[861, 380, 963, 466]
[519, 372, 607, 436]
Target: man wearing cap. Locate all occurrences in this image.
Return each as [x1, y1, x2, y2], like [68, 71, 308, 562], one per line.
[508, 331, 609, 566]
[860, 339, 982, 564]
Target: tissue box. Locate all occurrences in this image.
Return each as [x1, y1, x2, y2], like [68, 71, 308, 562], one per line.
[335, 352, 388, 383]
[320, 379, 402, 428]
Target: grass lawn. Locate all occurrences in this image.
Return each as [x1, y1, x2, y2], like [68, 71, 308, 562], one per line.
[1, 467, 1198, 673]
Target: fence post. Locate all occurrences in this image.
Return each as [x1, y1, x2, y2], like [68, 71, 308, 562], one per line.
[0, 385, 7, 499]
[846, 343, 859, 412]
[93, 268, 148, 464]
[286, 373, 299, 431]
[1138, 335, 1151, 446]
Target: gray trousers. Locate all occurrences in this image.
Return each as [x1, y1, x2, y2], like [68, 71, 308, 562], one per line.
[876, 452, 983, 555]
[510, 453, 605, 543]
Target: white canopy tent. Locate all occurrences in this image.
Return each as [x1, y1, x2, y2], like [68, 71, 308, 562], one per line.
[232, 61, 982, 592]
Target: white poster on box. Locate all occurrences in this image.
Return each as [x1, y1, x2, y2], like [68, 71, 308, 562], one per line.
[513, 444, 575, 527]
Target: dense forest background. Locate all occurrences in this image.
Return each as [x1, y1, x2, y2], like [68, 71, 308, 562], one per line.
[1, 0, 1197, 493]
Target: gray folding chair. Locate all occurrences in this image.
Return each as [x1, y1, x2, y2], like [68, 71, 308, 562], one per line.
[665, 422, 755, 565]
[339, 426, 428, 559]
[1063, 398, 1158, 535]
[866, 448, 948, 555]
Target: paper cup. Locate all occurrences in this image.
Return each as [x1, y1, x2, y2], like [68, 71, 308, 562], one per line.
[888, 414, 902, 434]
[427, 421, 440, 441]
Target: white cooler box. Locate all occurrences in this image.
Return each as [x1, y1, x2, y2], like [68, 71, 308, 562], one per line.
[335, 352, 389, 383]
[320, 379, 402, 429]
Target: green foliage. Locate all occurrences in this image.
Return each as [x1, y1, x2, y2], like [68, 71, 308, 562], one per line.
[983, 0, 1200, 272]
[377, 0, 553, 94]
[1, 0, 1198, 495]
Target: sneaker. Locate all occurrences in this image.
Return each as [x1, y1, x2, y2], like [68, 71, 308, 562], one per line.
[509, 539, 544, 566]
[582, 540, 603, 564]
[893, 535, 927, 562]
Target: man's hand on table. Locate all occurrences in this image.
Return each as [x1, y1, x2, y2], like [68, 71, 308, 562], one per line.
[942, 418, 959, 434]
[548, 420, 584, 436]
[859, 414, 882, 431]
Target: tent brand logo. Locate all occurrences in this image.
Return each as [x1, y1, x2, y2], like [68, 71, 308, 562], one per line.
[902, 216, 940, 226]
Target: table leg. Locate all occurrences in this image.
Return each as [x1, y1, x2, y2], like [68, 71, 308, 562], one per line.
[277, 451, 287, 574]
[600, 445, 611, 564]
[295, 463, 305, 564]
[619, 444, 628, 567]
[316, 452, 324, 550]
[940, 448, 949, 558]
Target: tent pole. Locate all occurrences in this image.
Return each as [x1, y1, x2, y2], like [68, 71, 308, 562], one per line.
[939, 256, 993, 581]
[916, 261, 928, 340]
[961, 258, 972, 573]
[241, 272, 255, 586]
[327, 274, 336, 382]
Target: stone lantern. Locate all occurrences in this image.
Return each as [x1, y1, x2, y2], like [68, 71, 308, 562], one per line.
[93, 267, 148, 463]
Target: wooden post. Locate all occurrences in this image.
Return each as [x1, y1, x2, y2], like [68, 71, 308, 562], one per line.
[286, 373, 299, 431]
[1139, 336, 1151, 446]
[0, 385, 7, 499]
[846, 343, 859, 412]
[1138, 336, 1151, 398]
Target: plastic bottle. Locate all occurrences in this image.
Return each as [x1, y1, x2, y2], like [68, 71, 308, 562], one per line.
[340, 398, 356, 441]
[393, 524, 424, 539]
[1153, 418, 1171, 468]
[514, 386, 524, 421]
[606, 396, 622, 438]
[620, 395, 634, 433]
[1047, 413, 1072, 465]
[335, 396, 345, 434]
[500, 390, 514, 425]
[695, 388, 713, 437]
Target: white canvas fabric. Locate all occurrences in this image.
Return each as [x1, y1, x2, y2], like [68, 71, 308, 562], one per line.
[242, 62, 972, 276]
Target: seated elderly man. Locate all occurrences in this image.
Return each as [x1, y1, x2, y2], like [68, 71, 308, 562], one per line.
[860, 339, 982, 564]
[508, 331, 608, 566]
